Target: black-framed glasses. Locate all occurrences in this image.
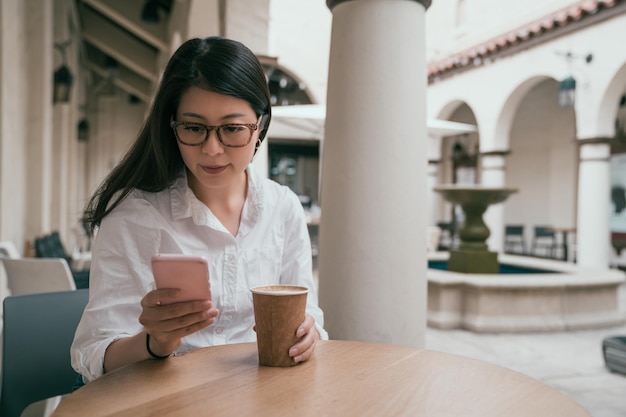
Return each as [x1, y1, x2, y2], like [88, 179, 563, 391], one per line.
[170, 120, 259, 148]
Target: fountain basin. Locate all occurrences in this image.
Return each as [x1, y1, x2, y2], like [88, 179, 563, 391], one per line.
[428, 252, 626, 332]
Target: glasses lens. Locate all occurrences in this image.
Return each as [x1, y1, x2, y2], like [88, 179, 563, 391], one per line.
[175, 123, 206, 145]
[218, 125, 251, 147]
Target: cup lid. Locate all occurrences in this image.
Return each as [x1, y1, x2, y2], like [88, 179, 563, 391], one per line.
[250, 285, 309, 295]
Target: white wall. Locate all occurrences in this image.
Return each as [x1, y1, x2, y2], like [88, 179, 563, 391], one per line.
[269, 0, 332, 105]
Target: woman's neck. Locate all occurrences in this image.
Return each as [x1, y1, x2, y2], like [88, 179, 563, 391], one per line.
[188, 169, 248, 236]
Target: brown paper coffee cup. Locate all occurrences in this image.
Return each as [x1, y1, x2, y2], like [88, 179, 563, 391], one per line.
[251, 285, 309, 367]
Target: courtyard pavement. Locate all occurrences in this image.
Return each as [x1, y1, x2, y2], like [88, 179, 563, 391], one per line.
[424, 282, 626, 417]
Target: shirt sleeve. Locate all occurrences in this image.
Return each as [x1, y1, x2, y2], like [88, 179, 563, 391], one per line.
[70, 198, 161, 382]
[279, 190, 329, 340]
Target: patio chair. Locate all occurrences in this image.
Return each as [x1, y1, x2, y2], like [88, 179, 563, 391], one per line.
[0, 289, 89, 417]
[504, 225, 526, 255]
[436, 222, 455, 250]
[530, 226, 557, 258]
[0, 241, 20, 259]
[427, 226, 442, 252]
[34, 231, 89, 289]
[0, 240, 20, 301]
[2, 257, 76, 295]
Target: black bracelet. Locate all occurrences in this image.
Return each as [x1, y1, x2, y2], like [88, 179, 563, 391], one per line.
[146, 333, 171, 360]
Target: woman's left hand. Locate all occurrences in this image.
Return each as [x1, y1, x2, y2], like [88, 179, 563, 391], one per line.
[288, 314, 320, 363]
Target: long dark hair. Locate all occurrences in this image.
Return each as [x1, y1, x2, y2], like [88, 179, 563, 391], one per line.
[82, 37, 272, 232]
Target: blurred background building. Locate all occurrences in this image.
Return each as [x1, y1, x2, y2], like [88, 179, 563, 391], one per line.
[0, 0, 624, 267]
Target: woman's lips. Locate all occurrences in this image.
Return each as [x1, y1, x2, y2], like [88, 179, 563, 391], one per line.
[201, 164, 228, 175]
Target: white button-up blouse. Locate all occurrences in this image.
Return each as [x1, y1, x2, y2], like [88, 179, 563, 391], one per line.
[71, 165, 327, 382]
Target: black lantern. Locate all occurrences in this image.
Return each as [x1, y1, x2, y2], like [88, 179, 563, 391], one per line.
[128, 94, 141, 105]
[141, 0, 160, 22]
[141, 0, 172, 23]
[555, 51, 591, 108]
[53, 66, 73, 103]
[53, 41, 73, 104]
[558, 75, 576, 108]
[77, 118, 90, 142]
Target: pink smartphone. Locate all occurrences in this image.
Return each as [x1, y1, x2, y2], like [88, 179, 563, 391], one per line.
[151, 254, 211, 303]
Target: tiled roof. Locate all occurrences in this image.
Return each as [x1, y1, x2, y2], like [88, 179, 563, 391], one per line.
[427, 0, 622, 81]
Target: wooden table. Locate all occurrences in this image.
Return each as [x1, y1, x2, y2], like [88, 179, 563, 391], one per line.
[52, 340, 590, 417]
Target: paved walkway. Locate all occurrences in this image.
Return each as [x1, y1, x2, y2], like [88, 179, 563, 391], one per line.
[425, 283, 626, 417]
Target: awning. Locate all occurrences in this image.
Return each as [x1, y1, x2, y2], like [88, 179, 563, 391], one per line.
[268, 104, 477, 139]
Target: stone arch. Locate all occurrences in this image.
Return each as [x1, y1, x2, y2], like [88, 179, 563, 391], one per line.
[596, 62, 626, 138]
[490, 75, 556, 151]
[262, 63, 315, 106]
[432, 101, 479, 183]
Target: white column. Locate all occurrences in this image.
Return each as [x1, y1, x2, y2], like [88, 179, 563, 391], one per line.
[25, 0, 54, 243]
[427, 160, 440, 226]
[52, 0, 77, 246]
[0, 0, 29, 250]
[318, 0, 428, 347]
[51, 106, 70, 239]
[427, 133, 442, 227]
[481, 152, 508, 253]
[577, 141, 611, 268]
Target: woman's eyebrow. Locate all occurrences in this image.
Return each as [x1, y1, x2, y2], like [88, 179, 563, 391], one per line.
[180, 112, 249, 122]
[180, 112, 206, 120]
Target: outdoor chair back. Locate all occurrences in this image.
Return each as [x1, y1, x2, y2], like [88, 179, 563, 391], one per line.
[0, 289, 88, 417]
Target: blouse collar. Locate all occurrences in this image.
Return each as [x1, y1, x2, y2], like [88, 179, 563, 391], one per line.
[169, 165, 264, 235]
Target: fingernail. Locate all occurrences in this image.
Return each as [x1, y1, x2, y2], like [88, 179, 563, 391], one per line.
[294, 355, 302, 363]
[297, 327, 305, 337]
[289, 347, 298, 356]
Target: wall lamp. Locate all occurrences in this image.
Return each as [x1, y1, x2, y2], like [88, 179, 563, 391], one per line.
[557, 52, 592, 108]
[558, 76, 577, 108]
[77, 118, 90, 142]
[141, 0, 171, 23]
[53, 41, 73, 104]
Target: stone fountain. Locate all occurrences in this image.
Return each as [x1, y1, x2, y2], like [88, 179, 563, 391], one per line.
[434, 184, 518, 274]
[429, 184, 625, 333]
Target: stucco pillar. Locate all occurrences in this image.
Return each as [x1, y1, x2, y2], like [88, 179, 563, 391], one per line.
[481, 151, 509, 253]
[318, 0, 429, 347]
[51, 0, 73, 244]
[25, 0, 54, 243]
[427, 133, 442, 227]
[577, 140, 611, 268]
[0, 0, 28, 252]
[427, 160, 440, 227]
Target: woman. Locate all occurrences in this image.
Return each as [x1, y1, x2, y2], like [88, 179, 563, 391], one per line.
[71, 36, 327, 383]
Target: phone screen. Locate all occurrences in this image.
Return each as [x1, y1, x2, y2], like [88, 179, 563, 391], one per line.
[151, 254, 211, 303]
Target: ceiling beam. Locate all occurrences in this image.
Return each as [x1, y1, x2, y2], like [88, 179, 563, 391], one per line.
[89, 63, 153, 103]
[81, 6, 159, 82]
[82, 0, 168, 51]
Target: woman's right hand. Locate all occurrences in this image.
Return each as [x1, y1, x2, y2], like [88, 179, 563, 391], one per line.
[139, 288, 219, 357]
